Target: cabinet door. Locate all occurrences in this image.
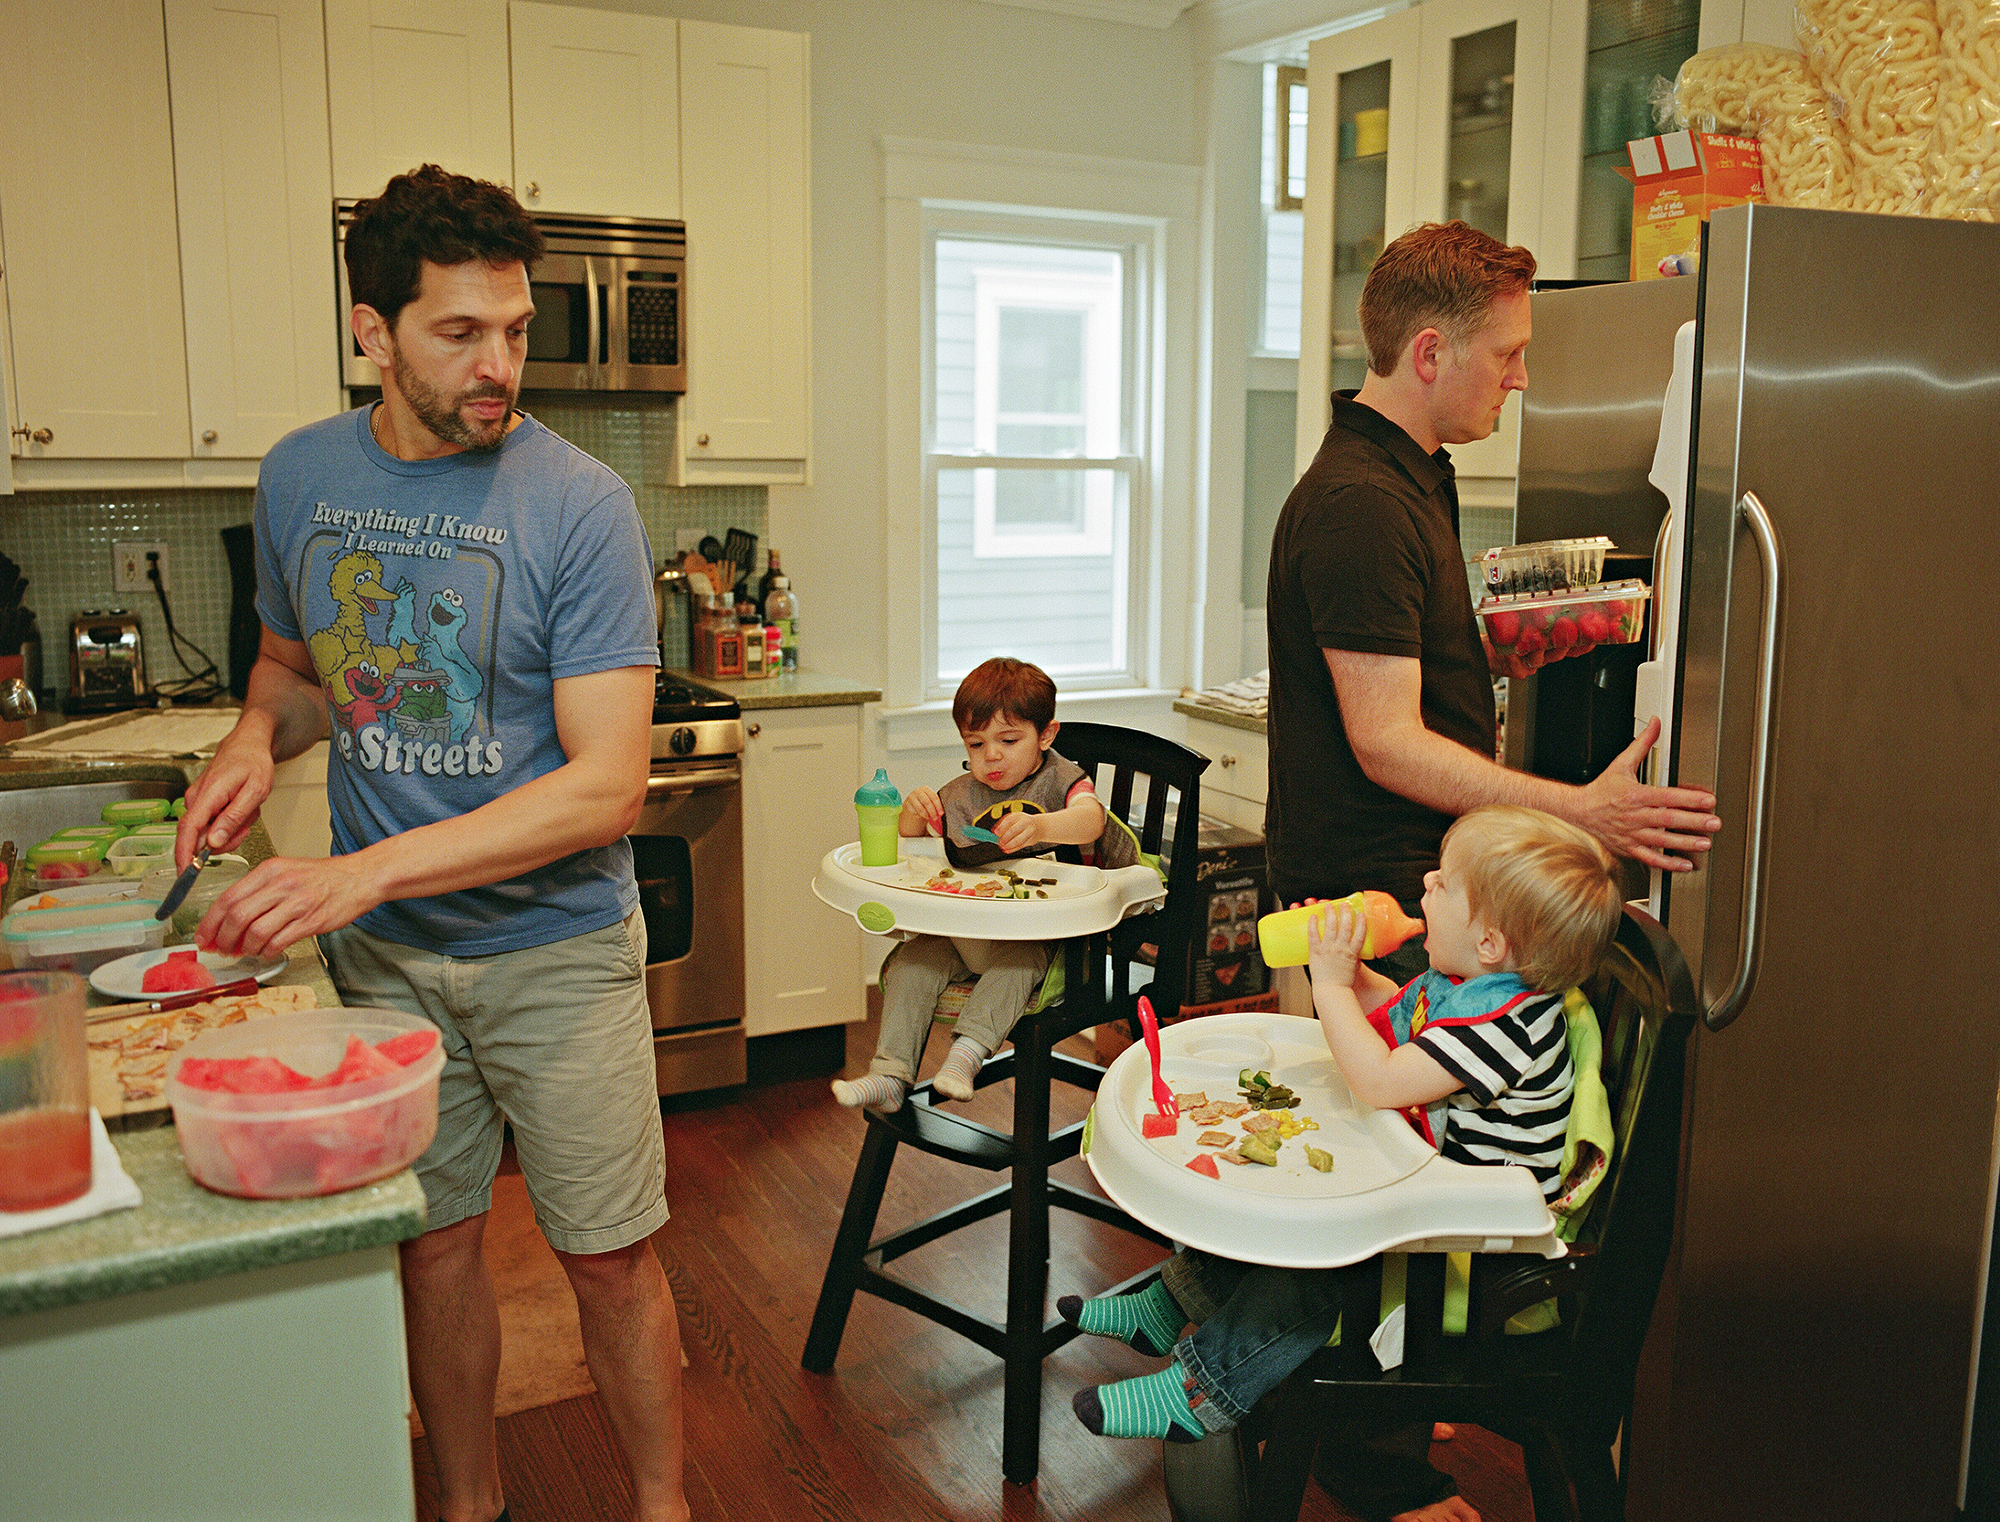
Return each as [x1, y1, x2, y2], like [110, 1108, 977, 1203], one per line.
[325, 0, 513, 200]
[0, 0, 189, 460]
[509, 3, 680, 219]
[1412, 0, 1553, 477]
[165, 0, 341, 460]
[740, 708, 864, 1035]
[1296, 10, 1422, 475]
[677, 21, 811, 483]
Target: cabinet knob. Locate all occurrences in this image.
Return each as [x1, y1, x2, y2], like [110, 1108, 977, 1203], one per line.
[696, 433, 710, 447]
[524, 181, 541, 198]
[9, 426, 52, 447]
[1219, 753, 1237, 769]
[745, 721, 761, 738]
[201, 429, 218, 444]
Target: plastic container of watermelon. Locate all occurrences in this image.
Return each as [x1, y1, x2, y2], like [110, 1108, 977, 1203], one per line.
[165, 1007, 445, 1199]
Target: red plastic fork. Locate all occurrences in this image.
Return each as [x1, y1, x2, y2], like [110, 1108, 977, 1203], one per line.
[1137, 995, 1178, 1118]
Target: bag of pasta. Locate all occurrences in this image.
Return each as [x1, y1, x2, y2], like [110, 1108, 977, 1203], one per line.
[1670, 42, 1851, 207]
[1929, 0, 2000, 219]
[1796, 0, 1942, 215]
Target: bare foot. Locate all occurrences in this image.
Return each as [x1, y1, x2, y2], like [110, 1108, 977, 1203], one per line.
[1432, 1421, 1455, 1442]
[1391, 1498, 1479, 1522]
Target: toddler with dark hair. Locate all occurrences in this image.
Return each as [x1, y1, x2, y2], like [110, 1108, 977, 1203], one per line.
[833, 657, 1138, 1111]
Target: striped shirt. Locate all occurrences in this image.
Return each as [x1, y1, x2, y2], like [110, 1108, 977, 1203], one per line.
[1382, 970, 1575, 1197]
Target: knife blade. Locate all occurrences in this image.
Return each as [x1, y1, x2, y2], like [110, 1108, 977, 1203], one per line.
[87, 975, 262, 1023]
[154, 844, 211, 921]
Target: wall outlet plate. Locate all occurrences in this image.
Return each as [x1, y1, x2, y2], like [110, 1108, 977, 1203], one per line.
[113, 541, 169, 594]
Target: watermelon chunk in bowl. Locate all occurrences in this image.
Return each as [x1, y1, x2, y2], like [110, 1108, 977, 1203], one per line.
[165, 1007, 445, 1198]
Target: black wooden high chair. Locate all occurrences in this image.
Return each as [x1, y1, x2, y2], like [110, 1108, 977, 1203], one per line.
[1161, 904, 1701, 1522]
[802, 722, 1210, 1484]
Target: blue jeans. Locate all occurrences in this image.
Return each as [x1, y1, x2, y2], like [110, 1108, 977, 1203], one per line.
[1161, 1247, 1348, 1431]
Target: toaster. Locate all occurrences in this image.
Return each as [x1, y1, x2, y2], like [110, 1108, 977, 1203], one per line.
[68, 610, 149, 711]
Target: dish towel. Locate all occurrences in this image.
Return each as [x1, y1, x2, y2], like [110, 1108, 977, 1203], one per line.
[1184, 669, 1269, 718]
[0, 1110, 142, 1239]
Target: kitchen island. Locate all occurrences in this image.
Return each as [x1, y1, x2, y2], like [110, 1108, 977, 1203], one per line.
[0, 718, 423, 1520]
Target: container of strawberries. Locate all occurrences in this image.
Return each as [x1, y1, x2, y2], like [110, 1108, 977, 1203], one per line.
[1476, 579, 1651, 679]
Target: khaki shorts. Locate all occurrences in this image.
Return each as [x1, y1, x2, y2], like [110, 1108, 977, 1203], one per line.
[322, 909, 668, 1254]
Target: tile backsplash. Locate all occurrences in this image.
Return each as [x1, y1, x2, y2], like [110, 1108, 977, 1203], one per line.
[0, 397, 761, 702]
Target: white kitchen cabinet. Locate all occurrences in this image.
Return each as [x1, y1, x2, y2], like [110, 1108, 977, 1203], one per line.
[0, 0, 190, 462]
[1297, 0, 1555, 481]
[1181, 712, 1268, 833]
[324, 0, 515, 200]
[740, 705, 864, 1036]
[676, 20, 812, 486]
[263, 741, 335, 859]
[509, 3, 681, 219]
[165, 0, 342, 461]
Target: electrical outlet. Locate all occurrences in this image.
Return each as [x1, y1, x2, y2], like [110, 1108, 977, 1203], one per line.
[113, 541, 170, 595]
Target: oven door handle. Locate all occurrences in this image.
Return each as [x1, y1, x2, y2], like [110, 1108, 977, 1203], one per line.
[645, 765, 741, 795]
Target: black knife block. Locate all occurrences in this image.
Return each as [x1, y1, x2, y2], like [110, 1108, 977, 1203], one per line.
[220, 523, 259, 700]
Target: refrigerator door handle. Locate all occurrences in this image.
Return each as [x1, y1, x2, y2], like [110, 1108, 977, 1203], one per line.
[1707, 490, 1784, 1031]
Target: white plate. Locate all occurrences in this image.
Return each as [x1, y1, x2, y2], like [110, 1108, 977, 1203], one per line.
[88, 947, 290, 1000]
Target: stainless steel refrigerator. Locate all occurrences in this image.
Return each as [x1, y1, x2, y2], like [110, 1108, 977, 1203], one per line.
[1513, 203, 2000, 1521]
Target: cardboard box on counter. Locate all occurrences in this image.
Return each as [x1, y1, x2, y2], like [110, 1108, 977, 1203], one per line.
[1617, 130, 1763, 281]
[1097, 815, 1277, 1063]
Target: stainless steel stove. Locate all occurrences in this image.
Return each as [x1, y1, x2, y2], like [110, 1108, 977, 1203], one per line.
[636, 673, 746, 1094]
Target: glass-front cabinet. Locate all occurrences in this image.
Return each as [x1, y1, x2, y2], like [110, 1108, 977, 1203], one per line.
[1297, 0, 1551, 481]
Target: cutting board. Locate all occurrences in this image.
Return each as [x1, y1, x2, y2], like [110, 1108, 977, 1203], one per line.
[87, 984, 318, 1128]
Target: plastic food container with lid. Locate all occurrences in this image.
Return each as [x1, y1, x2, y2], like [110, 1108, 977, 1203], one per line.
[1474, 535, 1616, 596]
[48, 824, 128, 844]
[26, 837, 108, 867]
[100, 797, 172, 828]
[166, 1006, 446, 1198]
[1476, 579, 1651, 679]
[104, 834, 176, 876]
[1, 897, 168, 972]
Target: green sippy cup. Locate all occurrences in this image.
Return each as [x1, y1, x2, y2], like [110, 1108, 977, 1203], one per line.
[854, 768, 902, 867]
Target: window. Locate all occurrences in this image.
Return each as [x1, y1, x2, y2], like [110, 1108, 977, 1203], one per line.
[1260, 60, 1308, 356]
[882, 137, 1199, 716]
[925, 213, 1148, 693]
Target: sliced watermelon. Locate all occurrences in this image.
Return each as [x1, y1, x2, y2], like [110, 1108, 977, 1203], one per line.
[1185, 1152, 1221, 1179]
[177, 1054, 315, 1092]
[142, 948, 218, 994]
[1141, 1112, 1178, 1139]
[310, 1033, 403, 1088]
[374, 1028, 440, 1067]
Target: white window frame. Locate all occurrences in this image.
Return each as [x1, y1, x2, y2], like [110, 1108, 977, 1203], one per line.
[882, 137, 1201, 718]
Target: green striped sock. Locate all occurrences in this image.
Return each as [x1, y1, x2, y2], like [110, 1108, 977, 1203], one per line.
[1062, 1280, 1185, 1357]
[1072, 1365, 1203, 1442]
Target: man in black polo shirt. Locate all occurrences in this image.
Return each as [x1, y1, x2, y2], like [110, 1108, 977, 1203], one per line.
[1267, 222, 1719, 984]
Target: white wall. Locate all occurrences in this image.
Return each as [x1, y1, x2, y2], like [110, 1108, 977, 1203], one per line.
[539, 0, 1205, 695]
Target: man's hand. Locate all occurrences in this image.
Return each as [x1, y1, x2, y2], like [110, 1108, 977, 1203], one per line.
[193, 854, 385, 960]
[1575, 717, 1720, 873]
[176, 728, 275, 867]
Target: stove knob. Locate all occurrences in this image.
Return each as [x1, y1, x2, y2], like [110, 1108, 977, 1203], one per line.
[669, 726, 697, 756]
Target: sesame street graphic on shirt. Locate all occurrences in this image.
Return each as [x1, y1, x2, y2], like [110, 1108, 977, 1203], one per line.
[293, 522, 505, 781]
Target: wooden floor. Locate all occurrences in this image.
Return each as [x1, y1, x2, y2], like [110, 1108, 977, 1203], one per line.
[410, 1027, 1536, 1522]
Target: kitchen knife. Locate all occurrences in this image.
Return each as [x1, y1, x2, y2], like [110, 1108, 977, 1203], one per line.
[87, 975, 261, 1023]
[153, 843, 211, 921]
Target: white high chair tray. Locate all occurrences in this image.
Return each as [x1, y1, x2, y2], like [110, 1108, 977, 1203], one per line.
[1085, 1013, 1564, 1269]
[813, 837, 1165, 941]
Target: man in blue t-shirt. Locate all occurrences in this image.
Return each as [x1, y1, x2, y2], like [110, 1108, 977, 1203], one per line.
[178, 165, 688, 1522]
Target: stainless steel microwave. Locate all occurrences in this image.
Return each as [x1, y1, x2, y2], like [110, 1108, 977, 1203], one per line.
[335, 202, 686, 394]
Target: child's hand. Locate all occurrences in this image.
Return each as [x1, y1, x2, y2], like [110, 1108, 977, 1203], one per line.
[1306, 900, 1369, 988]
[991, 810, 1042, 855]
[900, 788, 944, 836]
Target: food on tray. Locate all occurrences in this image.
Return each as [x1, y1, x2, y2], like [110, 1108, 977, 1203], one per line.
[1142, 1064, 1326, 1181]
[1197, 1129, 1234, 1147]
[1237, 1135, 1281, 1166]
[1173, 1090, 1208, 1107]
[1186, 1153, 1221, 1178]
[1239, 1070, 1302, 1111]
[919, 864, 1059, 899]
[1305, 1144, 1335, 1173]
[88, 983, 317, 1106]
[1141, 1112, 1179, 1139]
[141, 949, 218, 994]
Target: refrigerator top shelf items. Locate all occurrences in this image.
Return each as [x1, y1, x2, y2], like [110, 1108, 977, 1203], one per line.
[1474, 535, 1617, 595]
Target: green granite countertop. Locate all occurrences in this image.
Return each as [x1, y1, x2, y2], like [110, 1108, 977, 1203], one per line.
[674, 668, 882, 710]
[1174, 696, 1267, 736]
[0, 1128, 425, 1317]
